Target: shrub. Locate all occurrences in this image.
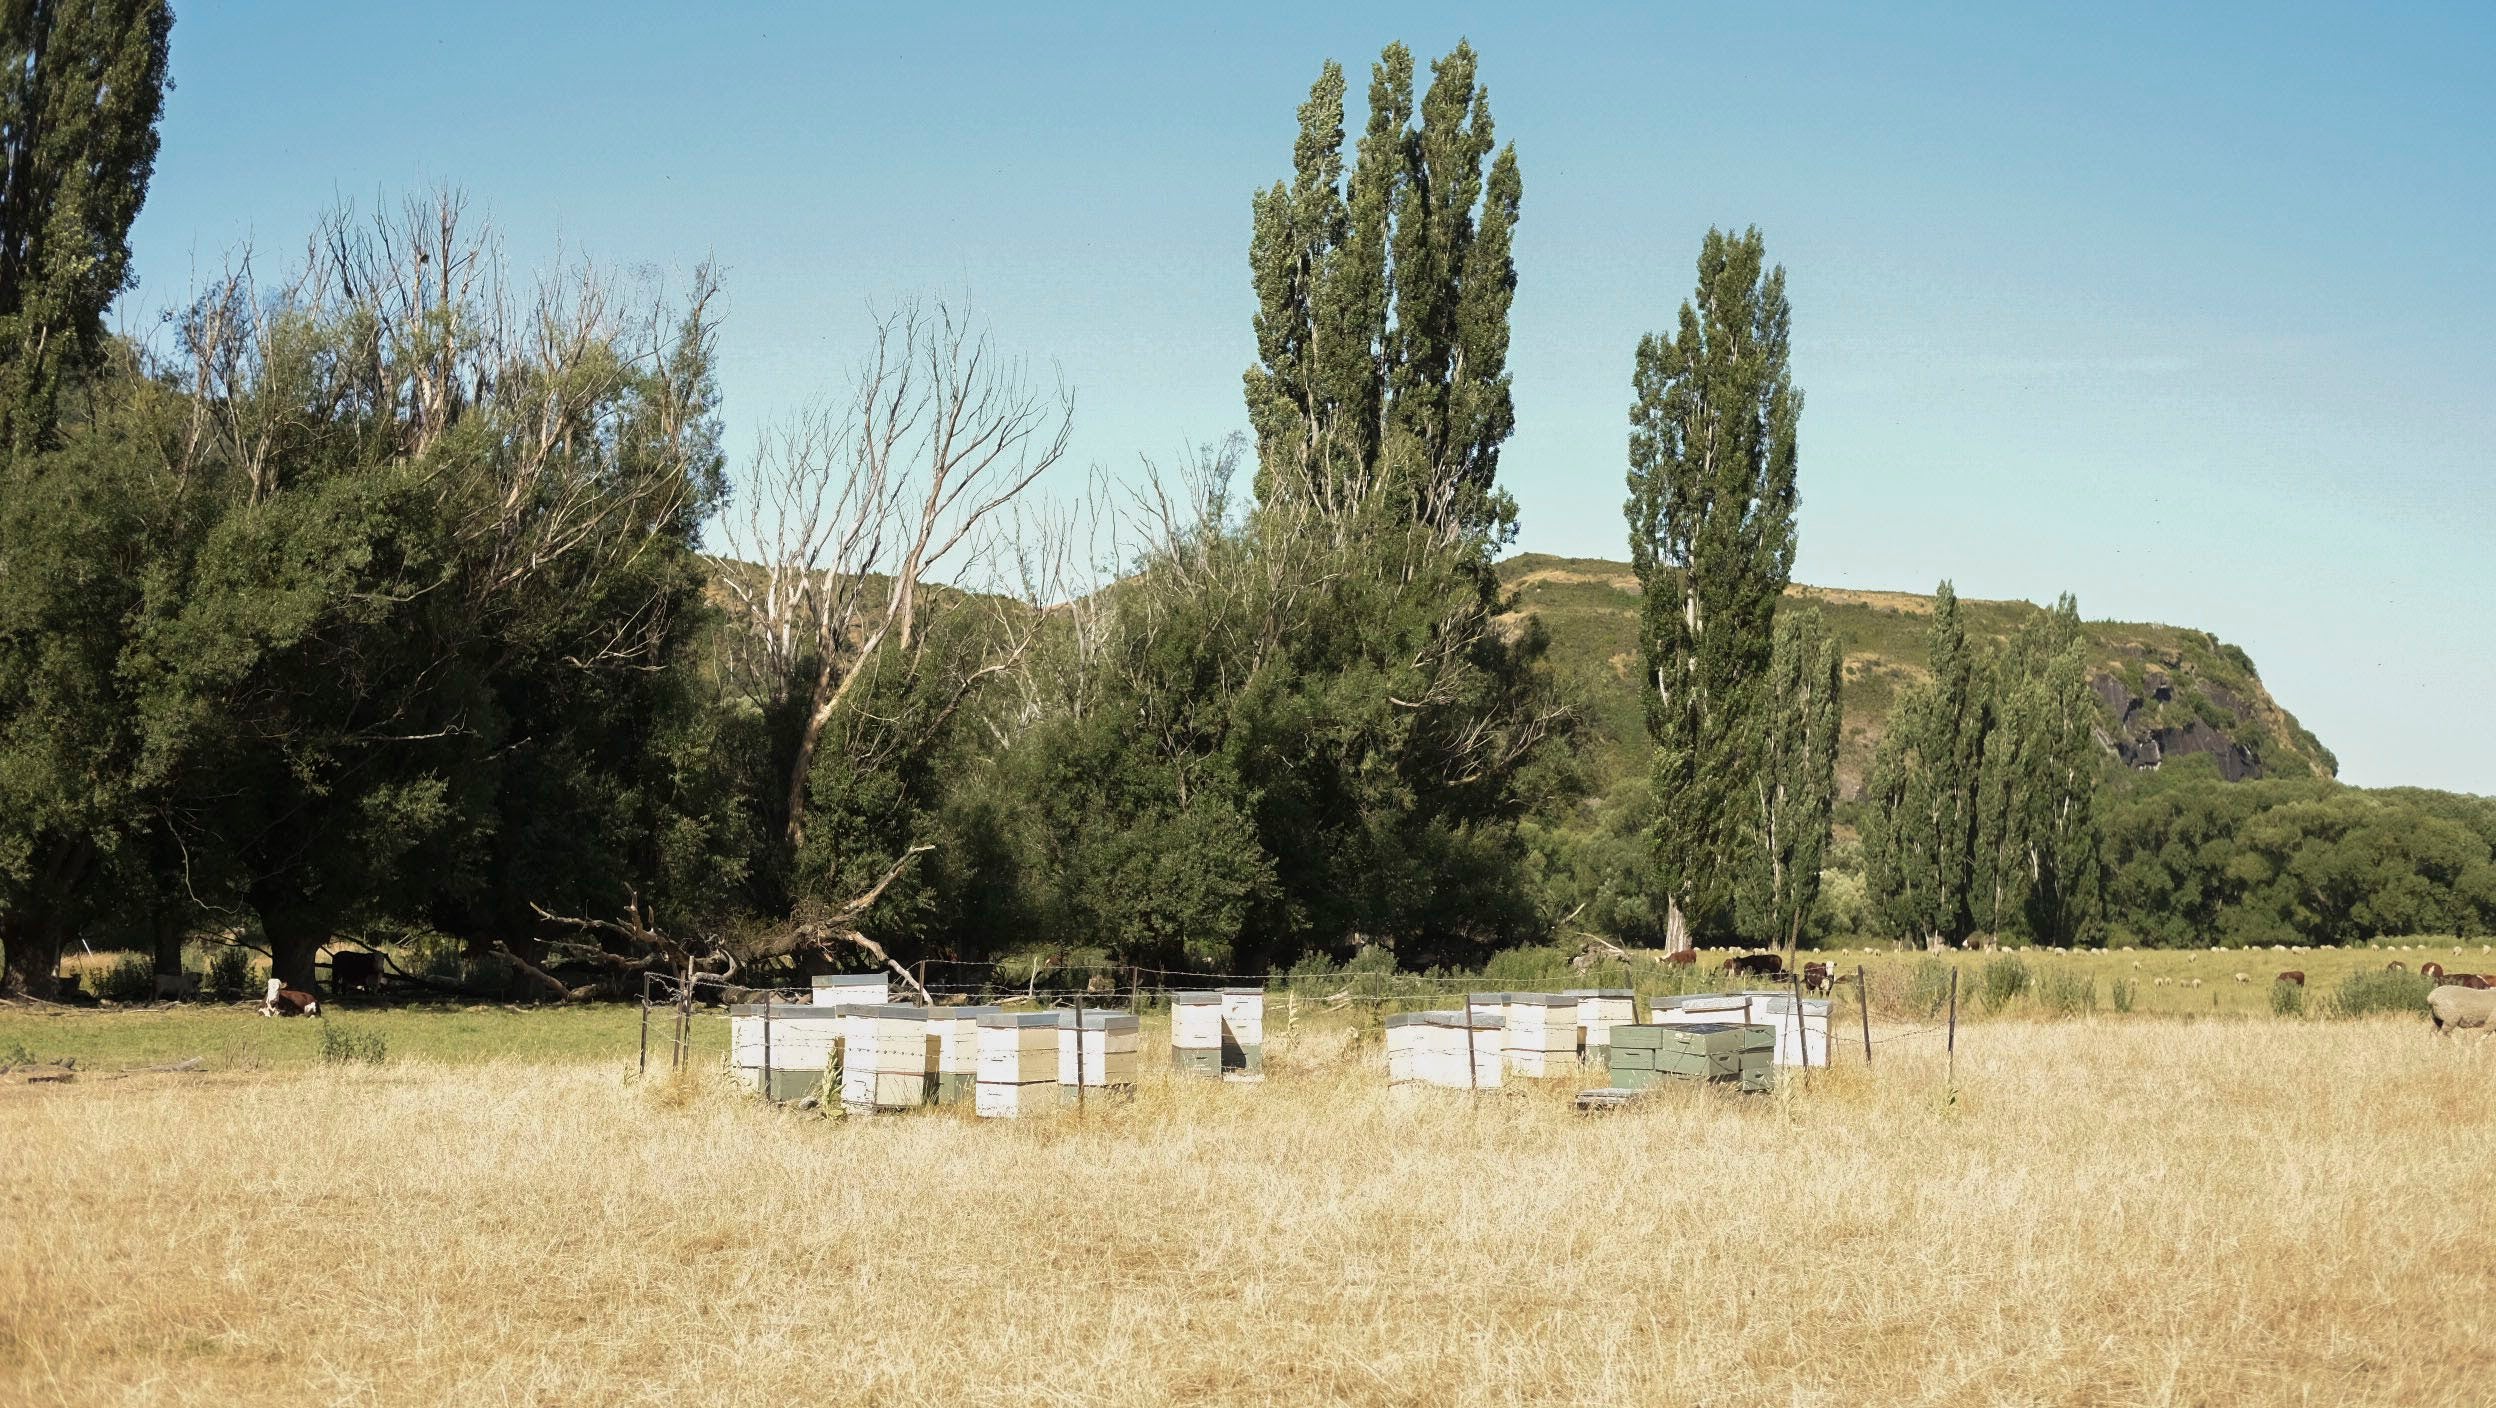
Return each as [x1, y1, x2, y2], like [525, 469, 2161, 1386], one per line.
[2329, 970, 2433, 1019]
[94, 952, 157, 1003]
[2038, 970, 2095, 1018]
[318, 1024, 388, 1065]
[203, 945, 256, 1002]
[2110, 978, 2136, 1014]
[2270, 979, 2307, 1017]
[1978, 955, 2032, 1013]
[1907, 958, 1956, 1019]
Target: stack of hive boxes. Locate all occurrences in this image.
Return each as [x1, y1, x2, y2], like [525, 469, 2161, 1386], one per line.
[1755, 993, 1831, 1068]
[974, 1012, 1062, 1118]
[1171, 991, 1225, 1077]
[1389, 1010, 1504, 1088]
[927, 1005, 998, 1105]
[1059, 1010, 1140, 1092]
[839, 1005, 933, 1112]
[1219, 987, 1265, 1079]
[1563, 989, 1636, 1069]
[1605, 1021, 1774, 1093]
[728, 1001, 845, 1101]
[1499, 992, 1581, 1078]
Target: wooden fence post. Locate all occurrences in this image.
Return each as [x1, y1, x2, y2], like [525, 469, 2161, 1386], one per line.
[1856, 965, 1872, 1065]
[1946, 967, 1959, 1087]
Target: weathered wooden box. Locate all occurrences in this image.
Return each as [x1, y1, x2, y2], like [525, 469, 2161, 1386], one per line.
[1500, 992, 1581, 1078]
[1171, 991, 1225, 1053]
[841, 1006, 935, 1110]
[1562, 988, 1636, 1060]
[1397, 1010, 1503, 1088]
[975, 1012, 1063, 1118]
[1755, 994, 1831, 1068]
[1606, 1022, 1773, 1092]
[974, 1076, 1061, 1118]
[927, 1005, 998, 1104]
[1219, 987, 1265, 1073]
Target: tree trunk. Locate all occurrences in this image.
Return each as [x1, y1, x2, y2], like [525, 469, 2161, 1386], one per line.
[260, 906, 328, 992]
[1665, 897, 1692, 956]
[0, 909, 64, 998]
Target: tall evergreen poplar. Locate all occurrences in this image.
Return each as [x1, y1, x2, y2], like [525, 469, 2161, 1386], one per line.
[0, 0, 172, 450]
[1863, 582, 1991, 948]
[1624, 228, 1802, 949]
[1743, 607, 1841, 950]
[1243, 40, 1520, 552]
[1974, 594, 2105, 944]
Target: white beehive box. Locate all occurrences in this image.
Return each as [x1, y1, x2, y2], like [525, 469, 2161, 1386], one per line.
[1385, 1011, 1432, 1084]
[1219, 987, 1264, 1047]
[840, 1006, 933, 1110]
[1171, 991, 1225, 1049]
[1500, 993, 1580, 1077]
[975, 1012, 1060, 1085]
[931, 1005, 998, 1075]
[1418, 1011, 1503, 1088]
[975, 1077, 1062, 1118]
[812, 973, 890, 1008]
[1058, 1010, 1140, 1088]
[1652, 994, 1749, 1026]
[727, 1003, 844, 1073]
[1755, 994, 1831, 1068]
[1562, 989, 1636, 1052]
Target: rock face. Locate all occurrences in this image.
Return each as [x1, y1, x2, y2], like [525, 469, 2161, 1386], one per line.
[2091, 647, 2280, 781]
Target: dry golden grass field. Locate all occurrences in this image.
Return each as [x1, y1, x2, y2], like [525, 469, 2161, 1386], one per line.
[5, 1005, 2495, 1407]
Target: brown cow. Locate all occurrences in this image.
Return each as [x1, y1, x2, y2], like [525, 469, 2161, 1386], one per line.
[2452, 974, 2494, 991]
[2422, 962, 2446, 979]
[1722, 952, 1786, 978]
[1661, 950, 1697, 968]
[259, 977, 320, 1018]
[2275, 971, 2305, 987]
[2386, 961, 2407, 972]
[1802, 962, 1836, 995]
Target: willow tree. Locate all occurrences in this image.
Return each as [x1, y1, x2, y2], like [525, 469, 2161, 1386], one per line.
[1625, 228, 1802, 951]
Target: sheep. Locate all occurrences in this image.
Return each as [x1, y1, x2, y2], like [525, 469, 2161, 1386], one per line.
[2428, 986, 2496, 1033]
[2188, 978, 2205, 989]
[2234, 972, 2250, 984]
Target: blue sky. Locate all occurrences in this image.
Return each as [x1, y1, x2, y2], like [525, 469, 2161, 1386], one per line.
[118, 2, 2494, 792]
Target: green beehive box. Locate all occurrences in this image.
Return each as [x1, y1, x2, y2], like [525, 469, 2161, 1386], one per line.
[1172, 1047, 1223, 1076]
[1604, 1023, 1774, 1091]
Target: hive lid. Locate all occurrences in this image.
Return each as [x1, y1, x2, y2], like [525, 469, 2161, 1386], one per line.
[1757, 996, 1830, 1017]
[1171, 991, 1224, 1004]
[727, 1003, 846, 1018]
[1561, 988, 1634, 998]
[976, 1012, 1062, 1028]
[1507, 992, 1576, 1008]
[1464, 992, 1511, 1006]
[1057, 1010, 1140, 1031]
[812, 974, 888, 988]
[1219, 986, 1264, 996]
[1426, 1011, 1503, 1030]
[1385, 1011, 1436, 1028]
[866, 1006, 933, 1022]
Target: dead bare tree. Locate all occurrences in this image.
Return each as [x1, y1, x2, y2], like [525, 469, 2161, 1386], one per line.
[718, 301, 1072, 852]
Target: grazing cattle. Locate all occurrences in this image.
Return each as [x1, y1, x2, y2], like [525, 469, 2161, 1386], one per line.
[2386, 961, 2407, 972]
[259, 977, 320, 1018]
[2276, 971, 2305, 987]
[2422, 962, 2446, 979]
[1801, 962, 1836, 995]
[2428, 986, 2496, 1033]
[2449, 973, 2494, 991]
[1722, 953, 1785, 978]
[1661, 949, 1697, 968]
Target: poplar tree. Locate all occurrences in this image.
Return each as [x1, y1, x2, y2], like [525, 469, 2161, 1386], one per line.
[1625, 228, 1801, 950]
[1243, 39, 1521, 552]
[1863, 583, 1990, 948]
[1975, 594, 2105, 944]
[1744, 607, 1841, 951]
[0, 0, 172, 450]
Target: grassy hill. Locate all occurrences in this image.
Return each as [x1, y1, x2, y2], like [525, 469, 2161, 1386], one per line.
[1498, 553, 2336, 798]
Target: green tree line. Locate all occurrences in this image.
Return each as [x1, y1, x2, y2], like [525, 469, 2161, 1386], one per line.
[4, 19, 2487, 1000]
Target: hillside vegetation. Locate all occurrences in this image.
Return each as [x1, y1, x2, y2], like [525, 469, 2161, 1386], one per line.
[1499, 552, 2338, 797]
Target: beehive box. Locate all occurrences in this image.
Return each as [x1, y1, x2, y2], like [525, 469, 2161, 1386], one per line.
[1755, 994, 1831, 1068]
[728, 1003, 844, 1100]
[1397, 1013, 1507, 1088]
[1171, 991, 1224, 1077]
[975, 1012, 1060, 1085]
[1220, 987, 1266, 1077]
[975, 1077, 1062, 1118]
[1501, 992, 1581, 1078]
[1562, 989, 1636, 1061]
[928, 1005, 999, 1105]
[812, 973, 890, 1008]
[840, 1006, 933, 1110]
[1650, 994, 1750, 1027]
[1606, 1022, 1773, 1092]
[1058, 1010, 1140, 1089]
